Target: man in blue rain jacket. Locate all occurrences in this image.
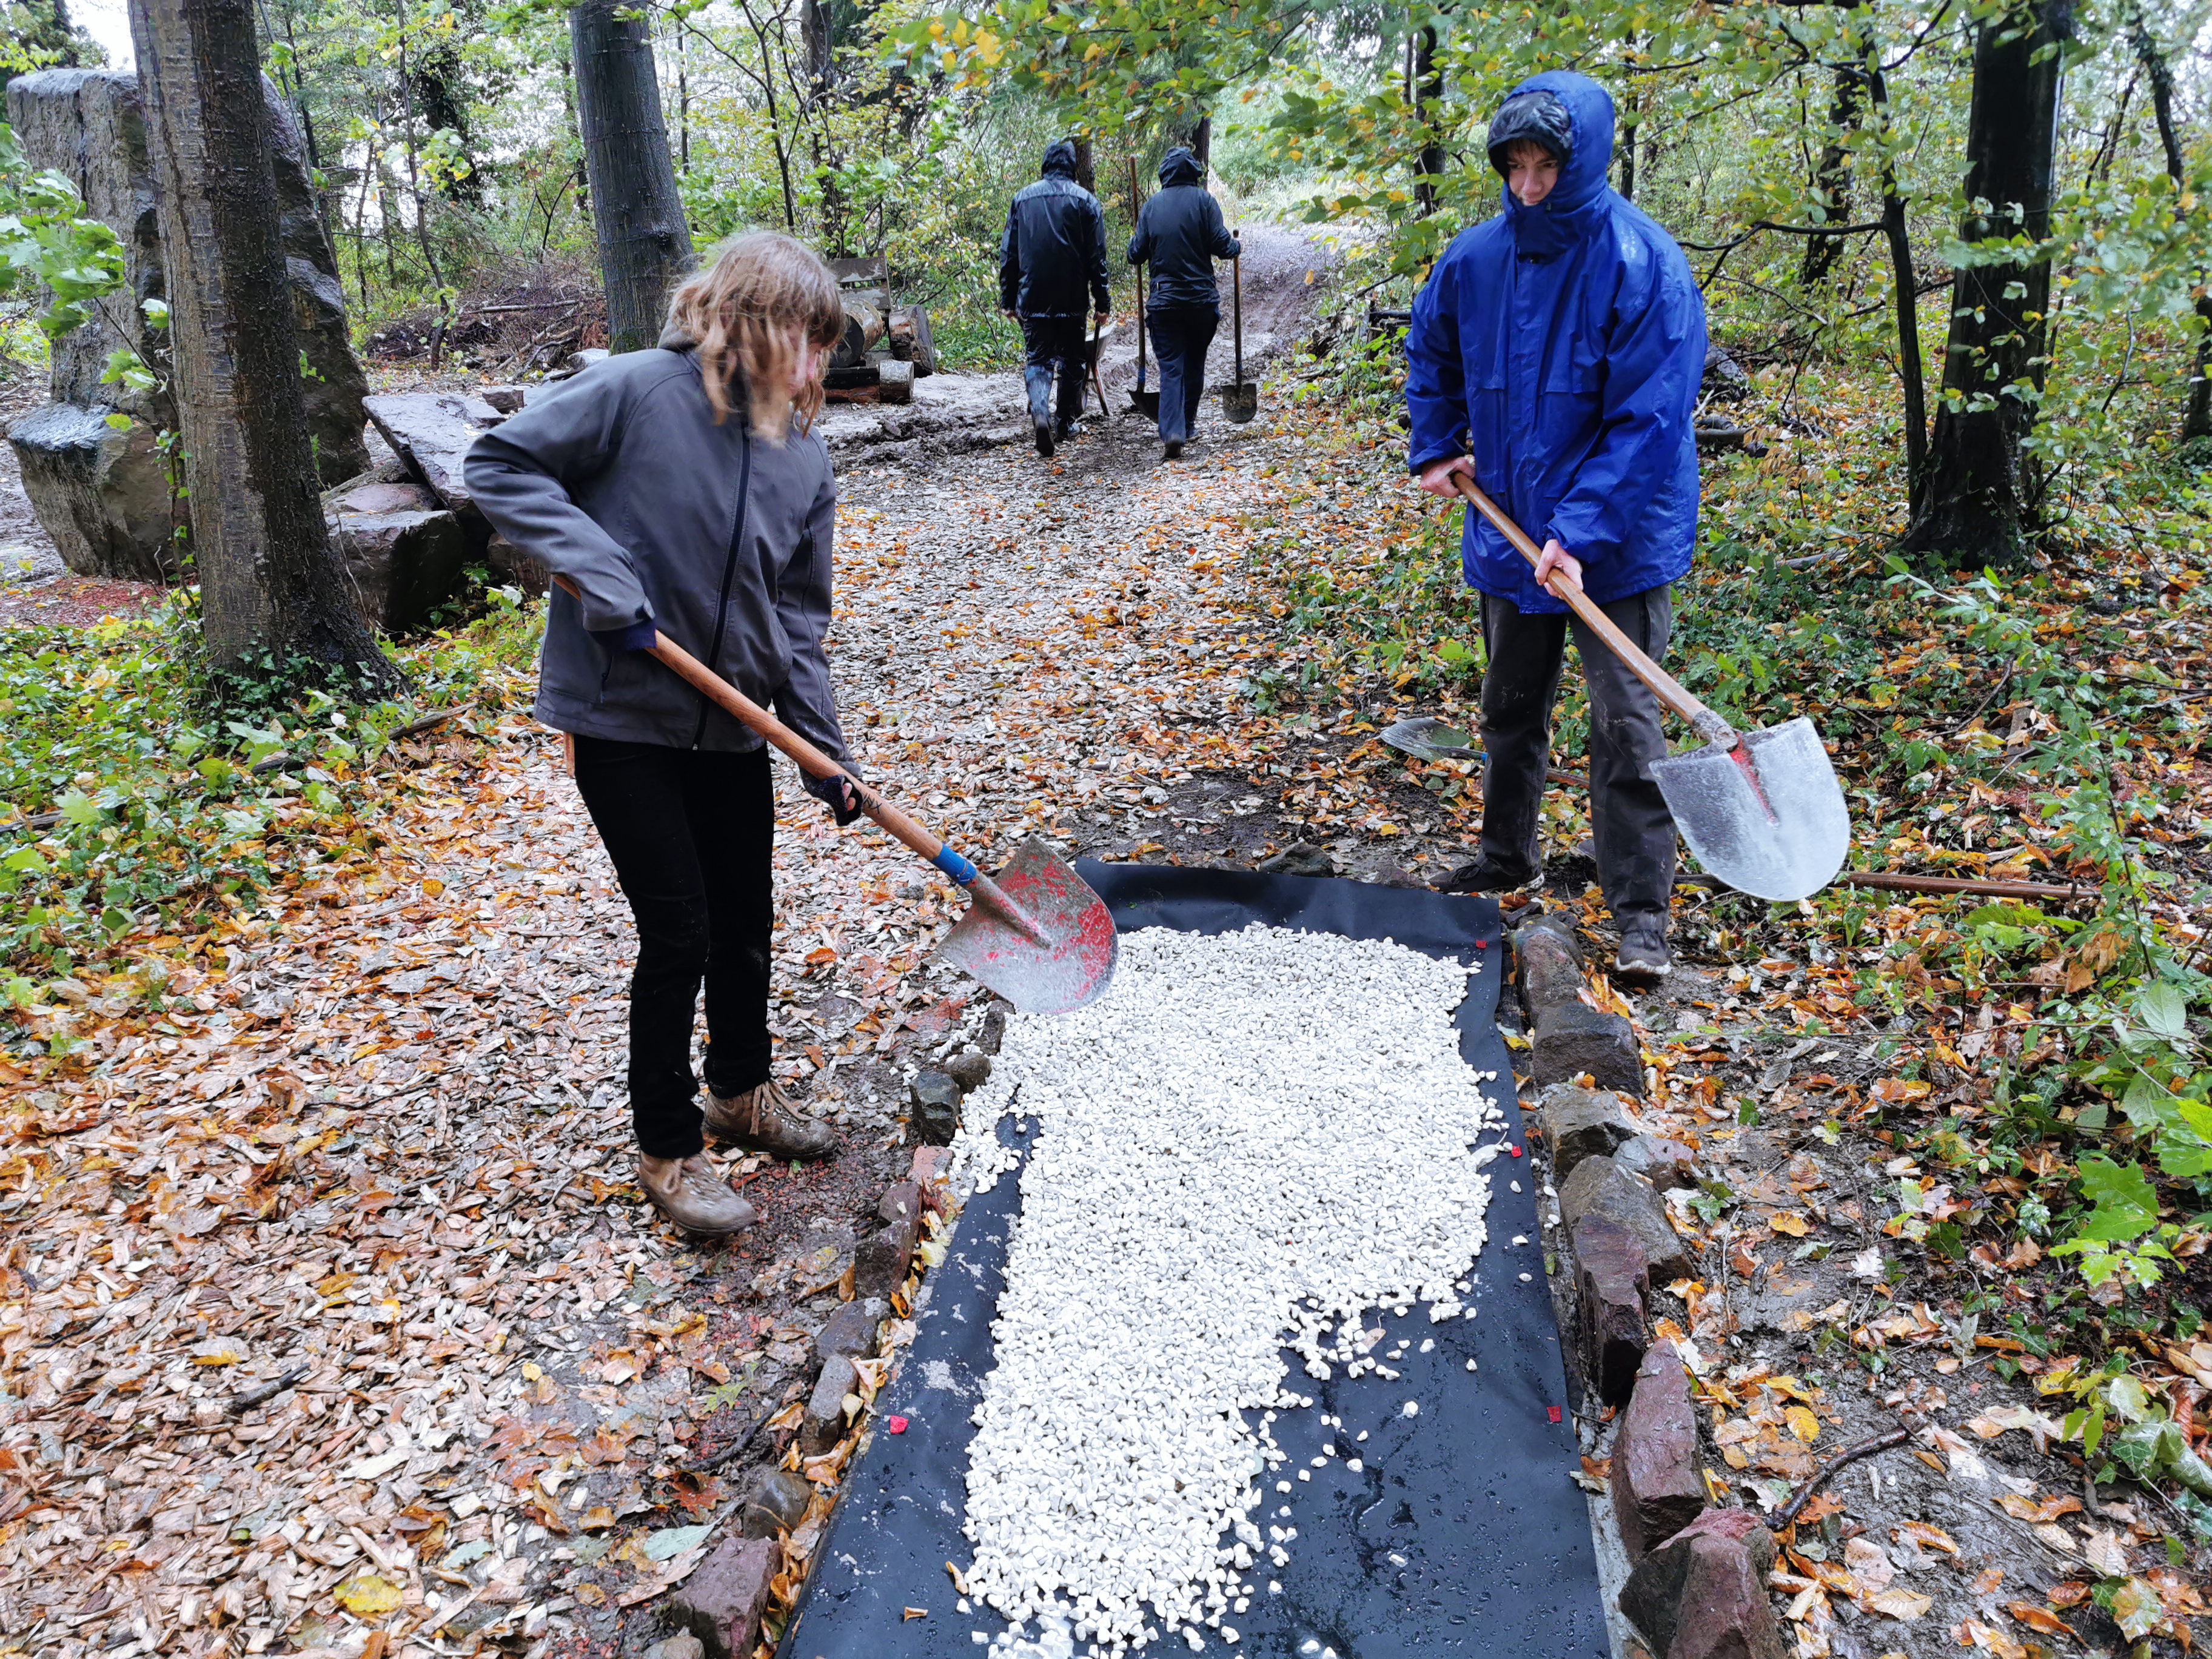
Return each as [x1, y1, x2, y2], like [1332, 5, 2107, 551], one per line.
[1000, 138, 1111, 458]
[1407, 70, 1706, 979]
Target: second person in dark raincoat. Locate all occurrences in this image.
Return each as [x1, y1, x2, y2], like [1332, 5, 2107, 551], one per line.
[1127, 146, 1239, 458]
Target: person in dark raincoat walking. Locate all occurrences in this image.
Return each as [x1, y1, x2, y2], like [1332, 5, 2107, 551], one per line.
[1406, 70, 1707, 980]
[1000, 138, 1110, 458]
[1127, 146, 1239, 460]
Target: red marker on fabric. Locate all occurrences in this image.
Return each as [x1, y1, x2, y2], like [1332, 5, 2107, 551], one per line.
[1509, 1144, 1523, 1158]
[886, 1415, 909, 1434]
[1547, 1406, 1563, 1424]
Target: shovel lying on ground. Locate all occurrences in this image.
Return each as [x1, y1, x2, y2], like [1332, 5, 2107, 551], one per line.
[1219, 234, 1258, 424]
[1447, 477, 1851, 902]
[551, 575, 1118, 1013]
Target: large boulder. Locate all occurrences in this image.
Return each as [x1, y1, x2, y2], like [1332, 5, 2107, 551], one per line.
[324, 480, 466, 634]
[7, 402, 179, 581]
[363, 392, 502, 533]
[5, 67, 370, 581]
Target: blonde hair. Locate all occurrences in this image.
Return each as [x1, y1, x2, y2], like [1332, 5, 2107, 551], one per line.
[666, 232, 846, 440]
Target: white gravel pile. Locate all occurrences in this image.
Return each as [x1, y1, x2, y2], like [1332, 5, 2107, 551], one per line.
[947, 923, 1504, 1655]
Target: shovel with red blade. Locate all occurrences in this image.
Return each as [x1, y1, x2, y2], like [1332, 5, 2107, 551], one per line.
[1447, 477, 1851, 902]
[552, 577, 1118, 1013]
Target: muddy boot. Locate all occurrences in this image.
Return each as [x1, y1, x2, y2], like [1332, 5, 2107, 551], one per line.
[705, 1078, 837, 1160]
[1034, 414, 1056, 457]
[1436, 855, 1530, 895]
[638, 1154, 756, 1235]
[1163, 440, 1183, 460]
[1614, 918, 1671, 982]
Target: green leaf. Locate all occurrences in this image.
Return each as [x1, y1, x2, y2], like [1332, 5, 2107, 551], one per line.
[2136, 980, 2191, 1044]
[2110, 1577, 2162, 1641]
[640, 1523, 712, 1561]
[2074, 1156, 2159, 1244]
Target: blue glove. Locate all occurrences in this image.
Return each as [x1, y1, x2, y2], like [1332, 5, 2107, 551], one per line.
[806, 769, 866, 826]
[589, 618, 657, 654]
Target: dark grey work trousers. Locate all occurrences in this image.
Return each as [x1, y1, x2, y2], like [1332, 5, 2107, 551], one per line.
[1477, 585, 1677, 929]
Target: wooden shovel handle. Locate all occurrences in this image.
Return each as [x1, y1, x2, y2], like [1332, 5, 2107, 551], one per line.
[549, 574, 960, 873]
[1447, 474, 1735, 748]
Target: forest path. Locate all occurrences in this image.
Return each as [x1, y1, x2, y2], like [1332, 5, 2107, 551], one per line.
[817, 222, 1338, 466]
[5, 250, 1439, 1659]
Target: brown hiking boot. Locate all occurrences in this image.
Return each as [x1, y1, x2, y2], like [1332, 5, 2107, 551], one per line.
[704, 1078, 837, 1160]
[638, 1154, 756, 1235]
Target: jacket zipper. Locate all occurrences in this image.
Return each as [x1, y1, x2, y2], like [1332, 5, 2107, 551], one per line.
[692, 429, 753, 749]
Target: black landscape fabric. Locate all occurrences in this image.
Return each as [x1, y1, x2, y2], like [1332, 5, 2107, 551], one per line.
[782, 862, 1609, 1659]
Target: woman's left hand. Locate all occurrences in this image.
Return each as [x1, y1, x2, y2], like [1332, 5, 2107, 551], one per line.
[806, 769, 866, 826]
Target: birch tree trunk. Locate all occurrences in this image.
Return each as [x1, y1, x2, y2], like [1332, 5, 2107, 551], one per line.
[127, 0, 397, 690]
[570, 0, 694, 353]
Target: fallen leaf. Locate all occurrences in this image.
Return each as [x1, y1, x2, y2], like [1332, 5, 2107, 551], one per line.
[2082, 1529, 2130, 1578]
[1845, 1538, 1895, 1594]
[1897, 1521, 1959, 1556]
[641, 1524, 712, 1562]
[1998, 1493, 2083, 1523]
[1868, 1587, 1932, 1621]
[2111, 1577, 2164, 1640]
[1786, 1406, 1821, 1444]
[2045, 1582, 2091, 1609]
[903, 1607, 928, 1620]
[1958, 1618, 2028, 1659]
[334, 1575, 403, 1616]
[2006, 1603, 2076, 1637]
[1771, 1212, 1809, 1237]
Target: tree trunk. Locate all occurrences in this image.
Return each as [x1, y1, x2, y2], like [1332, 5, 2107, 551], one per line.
[1801, 67, 1863, 286]
[1412, 19, 1444, 215]
[1865, 65, 1928, 496]
[570, 0, 692, 352]
[126, 0, 397, 691]
[1188, 114, 1211, 172]
[1072, 136, 1094, 195]
[2133, 13, 2212, 441]
[1901, 0, 2074, 569]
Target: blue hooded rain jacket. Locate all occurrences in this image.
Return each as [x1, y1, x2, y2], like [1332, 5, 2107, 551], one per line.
[1406, 71, 1707, 615]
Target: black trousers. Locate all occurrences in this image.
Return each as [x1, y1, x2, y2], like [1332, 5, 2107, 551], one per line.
[571, 735, 775, 1159]
[1477, 586, 1677, 929]
[1020, 316, 1090, 427]
[1147, 306, 1218, 441]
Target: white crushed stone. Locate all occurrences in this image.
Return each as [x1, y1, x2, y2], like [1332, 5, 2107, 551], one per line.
[947, 924, 1502, 1651]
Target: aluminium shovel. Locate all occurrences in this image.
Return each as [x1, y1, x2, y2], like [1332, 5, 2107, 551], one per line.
[1447, 477, 1851, 902]
[551, 575, 1118, 1013]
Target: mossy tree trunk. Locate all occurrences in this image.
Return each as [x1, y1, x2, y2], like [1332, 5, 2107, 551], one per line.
[570, 0, 694, 353]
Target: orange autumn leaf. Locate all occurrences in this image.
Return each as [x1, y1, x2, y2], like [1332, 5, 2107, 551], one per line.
[2008, 1604, 2077, 1637]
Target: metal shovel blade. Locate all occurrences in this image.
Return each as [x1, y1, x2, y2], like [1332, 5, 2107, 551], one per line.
[1651, 716, 1850, 902]
[1129, 387, 1161, 419]
[936, 838, 1119, 1014]
[1221, 382, 1258, 424]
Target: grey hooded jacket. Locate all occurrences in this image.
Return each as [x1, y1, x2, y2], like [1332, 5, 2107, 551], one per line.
[461, 329, 848, 761]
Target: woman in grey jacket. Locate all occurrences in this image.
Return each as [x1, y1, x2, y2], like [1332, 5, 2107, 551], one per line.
[464, 233, 861, 1235]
